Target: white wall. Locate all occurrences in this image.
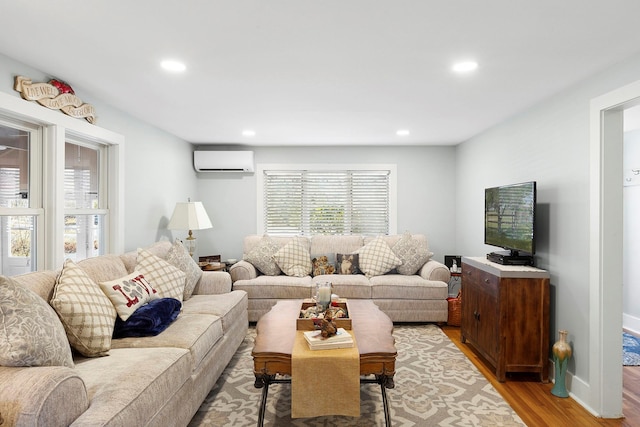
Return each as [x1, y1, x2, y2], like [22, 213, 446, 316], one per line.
[624, 129, 640, 335]
[194, 145, 458, 262]
[0, 53, 198, 252]
[456, 51, 640, 412]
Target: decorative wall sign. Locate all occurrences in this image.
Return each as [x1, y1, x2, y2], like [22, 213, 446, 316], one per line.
[14, 76, 96, 124]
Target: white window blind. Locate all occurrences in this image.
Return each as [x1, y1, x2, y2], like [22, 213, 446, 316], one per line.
[263, 169, 390, 235]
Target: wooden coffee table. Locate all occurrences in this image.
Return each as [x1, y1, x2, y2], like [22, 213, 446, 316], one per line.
[252, 299, 397, 426]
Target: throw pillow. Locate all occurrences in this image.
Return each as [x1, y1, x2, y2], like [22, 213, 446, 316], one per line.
[50, 259, 117, 357]
[166, 239, 202, 300]
[336, 253, 361, 275]
[136, 249, 187, 302]
[356, 237, 402, 278]
[311, 255, 336, 276]
[113, 298, 182, 338]
[392, 232, 434, 275]
[99, 272, 159, 321]
[273, 237, 312, 277]
[0, 276, 74, 368]
[243, 235, 282, 276]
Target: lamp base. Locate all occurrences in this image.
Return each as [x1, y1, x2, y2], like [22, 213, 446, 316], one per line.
[185, 230, 196, 257]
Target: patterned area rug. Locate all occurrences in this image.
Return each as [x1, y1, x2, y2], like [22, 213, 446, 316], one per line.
[189, 324, 525, 426]
[623, 332, 640, 366]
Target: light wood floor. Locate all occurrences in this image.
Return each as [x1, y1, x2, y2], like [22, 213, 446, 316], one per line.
[440, 326, 639, 426]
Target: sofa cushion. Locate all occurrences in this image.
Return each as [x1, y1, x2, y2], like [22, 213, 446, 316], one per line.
[110, 313, 223, 371]
[182, 291, 248, 333]
[315, 273, 371, 298]
[244, 235, 282, 276]
[136, 248, 186, 302]
[370, 275, 448, 300]
[76, 254, 129, 284]
[113, 298, 182, 338]
[0, 276, 74, 368]
[392, 232, 433, 275]
[166, 239, 202, 300]
[99, 272, 159, 321]
[273, 237, 312, 277]
[50, 259, 117, 357]
[355, 236, 401, 278]
[72, 346, 191, 426]
[233, 276, 313, 299]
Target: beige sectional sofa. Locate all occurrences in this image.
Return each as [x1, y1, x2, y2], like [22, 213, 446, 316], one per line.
[0, 241, 248, 427]
[229, 233, 450, 322]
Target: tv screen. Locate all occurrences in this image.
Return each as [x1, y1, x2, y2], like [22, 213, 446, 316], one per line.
[484, 181, 536, 256]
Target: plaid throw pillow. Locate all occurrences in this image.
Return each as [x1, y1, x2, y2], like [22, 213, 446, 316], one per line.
[356, 237, 402, 278]
[50, 259, 117, 357]
[274, 237, 312, 277]
[136, 249, 186, 302]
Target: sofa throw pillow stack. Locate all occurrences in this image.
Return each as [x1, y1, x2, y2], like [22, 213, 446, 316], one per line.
[136, 249, 187, 302]
[392, 232, 434, 275]
[51, 259, 118, 357]
[244, 235, 282, 276]
[273, 237, 312, 277]
[99, 272, 159, 321]
[0, 276, 74, 368]
[356, 237, 402, 278]
[166, 239, 202, 300]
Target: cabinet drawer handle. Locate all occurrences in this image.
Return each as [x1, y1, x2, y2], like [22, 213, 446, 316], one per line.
[484, 278, 490, 284]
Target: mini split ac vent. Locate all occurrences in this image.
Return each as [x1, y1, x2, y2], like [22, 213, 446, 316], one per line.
[193, 151, 254, 173]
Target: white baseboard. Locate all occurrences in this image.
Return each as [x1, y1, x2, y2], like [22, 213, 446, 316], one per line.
[623, 312, 640, 335]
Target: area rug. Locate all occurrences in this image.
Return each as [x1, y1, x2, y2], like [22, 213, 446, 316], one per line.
[189, 324, 524, 426]
[623, 332, 640, 366]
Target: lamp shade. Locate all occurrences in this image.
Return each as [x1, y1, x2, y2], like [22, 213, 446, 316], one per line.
[167, 201, 212, 231]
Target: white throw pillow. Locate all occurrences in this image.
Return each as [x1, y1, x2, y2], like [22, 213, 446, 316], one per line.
[50, 259, 117, 357]
[99, 272, 159, 321]
[356, 237, 402, 278]
[274, 237, 312, 277]
[0, 276, 74, 368]
[136, 248, 186, 302]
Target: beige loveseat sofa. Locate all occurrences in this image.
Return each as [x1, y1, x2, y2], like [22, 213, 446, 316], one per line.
[0, 241, 248, 427]
[229, 233, 450, 322]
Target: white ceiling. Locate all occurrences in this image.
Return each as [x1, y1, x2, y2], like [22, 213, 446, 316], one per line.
[1, 1, 640, 146]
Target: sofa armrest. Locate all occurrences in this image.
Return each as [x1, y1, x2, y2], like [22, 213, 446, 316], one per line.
[0, 366, 88, 427]
[229, 260, 257, 282]
[419, 259, 451, 283]
[193, 271, 232, 295]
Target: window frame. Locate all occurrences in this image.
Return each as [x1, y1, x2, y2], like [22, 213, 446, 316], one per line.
[257, 163, 397, 236]
[0, 90, 124, 271]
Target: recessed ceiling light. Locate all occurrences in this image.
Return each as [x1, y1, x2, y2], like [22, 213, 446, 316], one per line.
[452, 61, 478, 73]
[242, 130, 256, 137]
[160, 59, 186, 73]
[396, 129, 410, 136]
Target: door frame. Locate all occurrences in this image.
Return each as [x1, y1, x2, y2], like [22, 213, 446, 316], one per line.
[589, 79, 640, 417]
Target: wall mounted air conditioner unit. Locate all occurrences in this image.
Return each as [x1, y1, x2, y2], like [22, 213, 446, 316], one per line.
[193, 150, 254, 173]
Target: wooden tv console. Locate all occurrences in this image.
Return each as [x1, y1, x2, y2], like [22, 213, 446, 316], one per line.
[460, 256, 550, 382]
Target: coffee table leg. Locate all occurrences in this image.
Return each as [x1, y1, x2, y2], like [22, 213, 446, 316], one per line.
[254, 374, 272, 427]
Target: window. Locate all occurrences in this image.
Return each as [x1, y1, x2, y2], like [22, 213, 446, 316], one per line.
[259, 164, 397, 236]
[64, 142, 105, 261]
[0, 90, 124, 274]
[0, 119, 41, 276]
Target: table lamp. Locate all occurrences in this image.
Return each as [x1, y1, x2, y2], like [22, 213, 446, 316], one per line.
[167, 199, 212, 257]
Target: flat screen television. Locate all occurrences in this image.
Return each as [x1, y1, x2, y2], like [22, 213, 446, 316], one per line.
[484, 181, 536, 265]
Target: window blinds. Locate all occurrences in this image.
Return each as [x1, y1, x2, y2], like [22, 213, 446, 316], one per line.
[263, 169, 390, 235]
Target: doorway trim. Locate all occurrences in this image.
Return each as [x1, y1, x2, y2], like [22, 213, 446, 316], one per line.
[589, 79, 640, 417]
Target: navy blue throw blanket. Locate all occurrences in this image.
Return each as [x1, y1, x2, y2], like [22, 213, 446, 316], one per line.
[113, 298, 182, 338]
